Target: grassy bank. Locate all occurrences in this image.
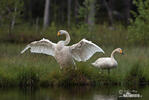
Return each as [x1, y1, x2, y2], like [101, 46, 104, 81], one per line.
[0, 43, 149, 87]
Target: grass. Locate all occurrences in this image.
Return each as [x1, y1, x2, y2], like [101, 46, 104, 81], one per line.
[0, 43, 149, 87]
[0, 23, 129, 47]
[0, 23, 148, 87]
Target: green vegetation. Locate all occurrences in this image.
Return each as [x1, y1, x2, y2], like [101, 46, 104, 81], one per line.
[0, 0, 148, 46]
[0, 43, 148, 87]
[0, 23, 128, 47]
[128, 0, 149, 45]
[0, 0, 149, 87]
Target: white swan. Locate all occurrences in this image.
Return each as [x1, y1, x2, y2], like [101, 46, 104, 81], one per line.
[21, 30, 104, 69]
[92, 48, 123, 74]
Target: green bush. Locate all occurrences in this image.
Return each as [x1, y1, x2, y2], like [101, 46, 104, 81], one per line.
[128, 0, 149, 45]
[16, 66, 40, 87]
[125, 62, 147, 86]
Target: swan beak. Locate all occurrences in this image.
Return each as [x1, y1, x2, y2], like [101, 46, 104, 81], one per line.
[120, 50, 124, 55]
[57, 32, 60, 36]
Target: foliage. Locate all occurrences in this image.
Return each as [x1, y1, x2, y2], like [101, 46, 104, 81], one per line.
[125, 62, 147, 86]
[0, 0, 148, 46]
[0, 0, 24, 24]
[78, 0, 99, 24]
[0, 23, 128, 47]
[0, 44, 149, 87]
[128, 0, 149, 45]
[79, 0, 91, 21]
[0, 0, 134, 26]
[17, 66, 40, 87]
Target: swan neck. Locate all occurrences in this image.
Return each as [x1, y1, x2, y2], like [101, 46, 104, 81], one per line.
[64, 32, 70, 45]
[111, 50, 116, 58]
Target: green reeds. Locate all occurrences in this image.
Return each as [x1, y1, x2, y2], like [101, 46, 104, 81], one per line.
[0, 43, 149, 87]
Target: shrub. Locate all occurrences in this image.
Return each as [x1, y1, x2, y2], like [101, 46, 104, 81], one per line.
[125, 62, 147, 86]
[17, 66, 40, 87]
[128, 0, 149, 46]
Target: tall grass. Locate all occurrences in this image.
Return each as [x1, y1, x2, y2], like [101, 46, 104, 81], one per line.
[0, 43, 148, 87]
[0, 23, 129, 47]
[0, 23, 148, 87]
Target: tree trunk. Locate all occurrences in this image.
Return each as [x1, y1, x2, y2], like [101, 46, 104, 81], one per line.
[74, 0, 79, 23]
[124, 0, 130, 25]
[43, 0, 50, 29]
[60, 2, 65, 24]
[67, 0, 71, 27]
[35, 17, 39, 33]
[103, 0, 114, 26]
[88, 0, 95, 27]
[0, 15, 1, 26]
[11, 7, 17, 30]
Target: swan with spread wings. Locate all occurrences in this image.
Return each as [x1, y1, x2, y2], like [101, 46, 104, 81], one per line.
[21, 30, 104, 69]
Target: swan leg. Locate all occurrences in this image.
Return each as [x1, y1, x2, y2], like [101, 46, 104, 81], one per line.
[73, 60, 77, 70]
[74, 64, 77, 70]
[74, 66, 77, 70]
[98, 68, 102, 74]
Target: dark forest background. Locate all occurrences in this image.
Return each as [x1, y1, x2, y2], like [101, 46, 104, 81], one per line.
[0, 0, 149, 46]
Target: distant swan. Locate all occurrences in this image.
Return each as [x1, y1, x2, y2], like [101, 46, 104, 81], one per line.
[21, 30, 104, 69]
[92, 48, 123, 74]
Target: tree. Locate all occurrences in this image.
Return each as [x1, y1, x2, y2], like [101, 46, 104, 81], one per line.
[128, 0, 149, 45]
[87, 0, 95, 26]
[0, 0, 23, 34]
[74, 0, 79, 23]
[123, 0, 131, 25]
[67, 0, 72, 27]
[79, 0, 96, 27]
[43, 0, 50, 29]
[103, 0, 114, 27]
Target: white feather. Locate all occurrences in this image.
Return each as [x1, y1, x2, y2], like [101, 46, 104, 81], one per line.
[70, 39, 104, 62]
[21, 38, 56, 56]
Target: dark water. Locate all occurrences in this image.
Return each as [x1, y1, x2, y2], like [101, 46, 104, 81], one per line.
[0, 86, 149, 100]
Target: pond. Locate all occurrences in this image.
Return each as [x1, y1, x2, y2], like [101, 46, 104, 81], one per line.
[0, 86, 148, 100]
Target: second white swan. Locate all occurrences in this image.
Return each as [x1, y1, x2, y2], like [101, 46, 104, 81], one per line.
[92, 48, 123, 74]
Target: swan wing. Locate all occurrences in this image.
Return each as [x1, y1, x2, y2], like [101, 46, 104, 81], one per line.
[21, 38, 56, 56]
[70, 39, 104, 62]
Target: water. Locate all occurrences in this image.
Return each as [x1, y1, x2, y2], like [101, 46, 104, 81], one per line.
[0, 86, 148, 100]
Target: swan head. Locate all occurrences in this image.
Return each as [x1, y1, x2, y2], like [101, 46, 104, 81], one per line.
[115, 48, 124, 55]
[57, 30, 68, 36]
